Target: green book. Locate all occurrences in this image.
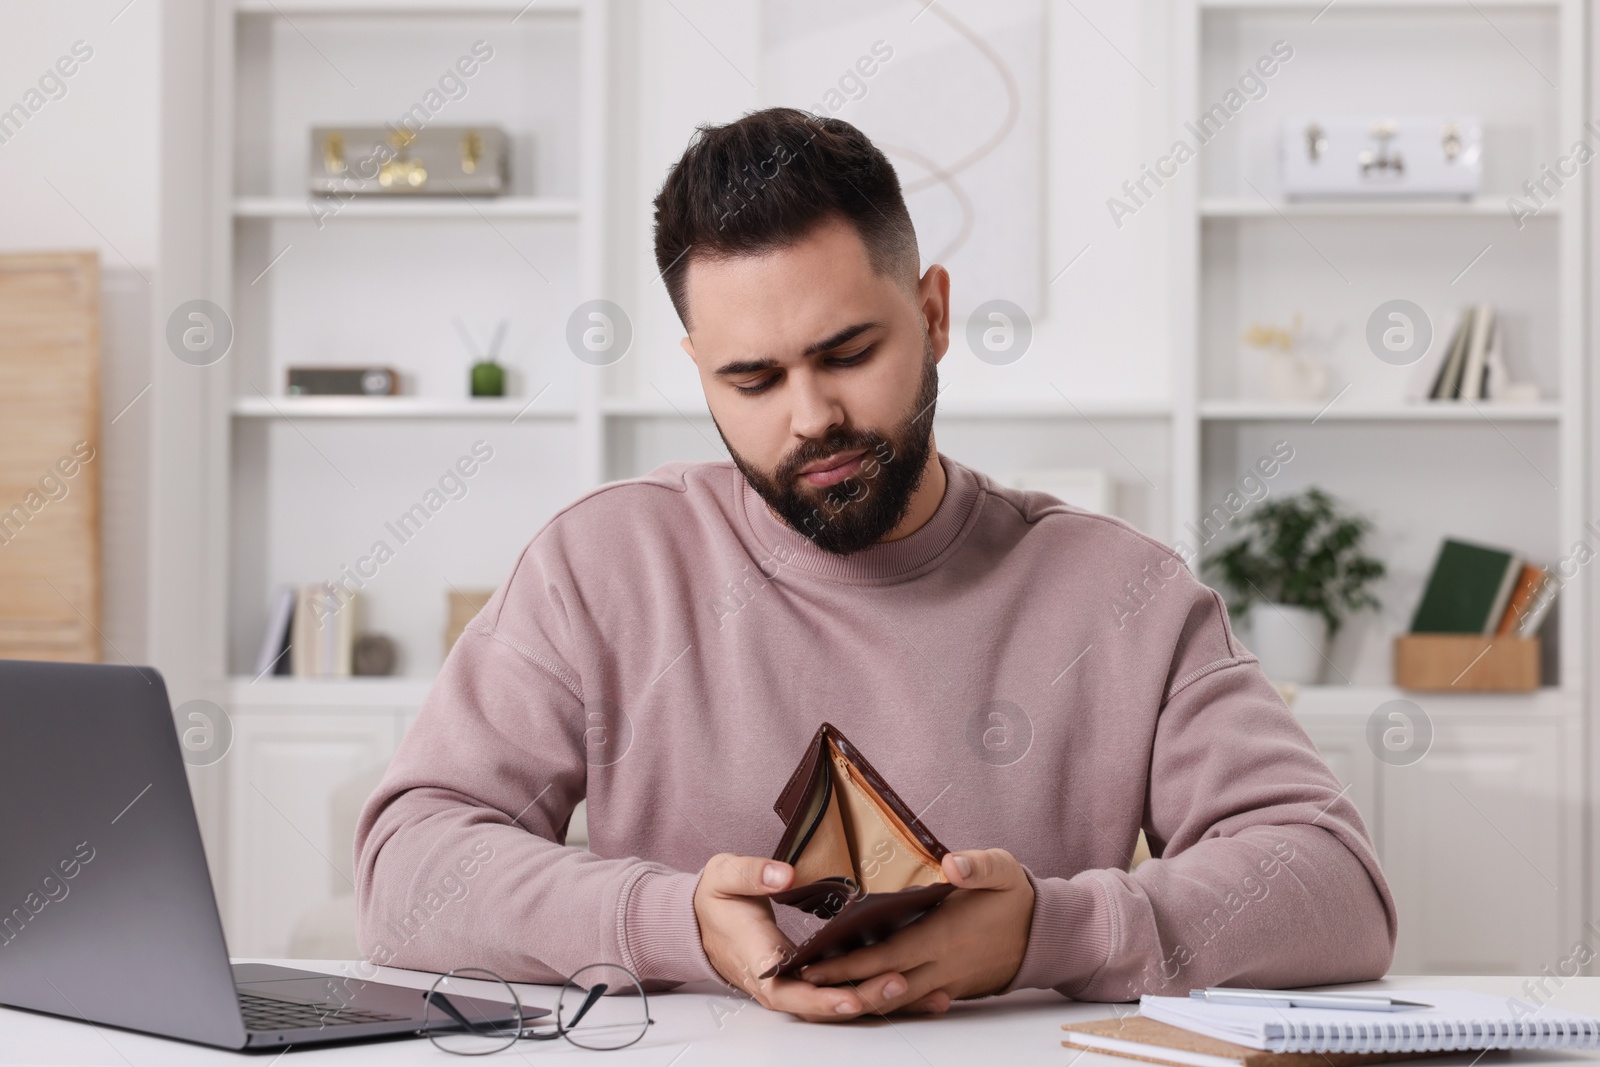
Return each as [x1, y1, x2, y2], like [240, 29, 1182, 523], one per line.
[1411, 538, 1523, 634]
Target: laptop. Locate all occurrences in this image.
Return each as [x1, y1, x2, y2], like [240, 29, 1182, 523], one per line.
[0, 659, 541, 1050]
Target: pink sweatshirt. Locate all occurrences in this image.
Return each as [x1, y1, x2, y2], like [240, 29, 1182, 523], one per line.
[354, 453, 1396, 1000]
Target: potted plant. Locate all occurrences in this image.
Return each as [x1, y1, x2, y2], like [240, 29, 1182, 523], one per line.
[1203, 487, 1385, 684]
[455, 317, 508, 398]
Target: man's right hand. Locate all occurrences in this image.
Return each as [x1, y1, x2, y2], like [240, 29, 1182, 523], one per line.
[692, 853, 913, 1022]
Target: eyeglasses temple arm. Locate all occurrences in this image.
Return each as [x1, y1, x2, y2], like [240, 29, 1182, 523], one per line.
[423, 989, 476, 1031]
[564, 982, 608, 1029]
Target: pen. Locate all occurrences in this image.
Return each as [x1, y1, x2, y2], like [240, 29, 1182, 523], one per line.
[1189, 988, 1432, 1012]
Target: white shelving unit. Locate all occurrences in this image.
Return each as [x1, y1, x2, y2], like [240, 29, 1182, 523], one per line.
[174, 0, 1591, 965]
[190, 0, 615, 954]
[1176, 0, 1587, 974]
[212, 0, 612, 691]
[200, 0, 1188, 704]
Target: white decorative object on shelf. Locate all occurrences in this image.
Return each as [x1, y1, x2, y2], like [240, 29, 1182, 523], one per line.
[1245, 603, 1328, 685]
[1263, 350, 1328, 403]
[1281, 115, 1483, 199]
[1241, 315, 1328, 403]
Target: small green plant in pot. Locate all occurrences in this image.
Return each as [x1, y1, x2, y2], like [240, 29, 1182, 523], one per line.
[1203, 486, 1385, 684]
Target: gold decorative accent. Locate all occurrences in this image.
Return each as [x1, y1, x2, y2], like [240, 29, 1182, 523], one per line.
[378, 127, 427, 188]
[378, 157, 428, 188]
[322, 131, 346, 174]
[460, 130, 483, 175]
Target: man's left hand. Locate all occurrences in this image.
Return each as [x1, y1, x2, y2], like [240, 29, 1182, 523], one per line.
[795, 847, 1036, 1016]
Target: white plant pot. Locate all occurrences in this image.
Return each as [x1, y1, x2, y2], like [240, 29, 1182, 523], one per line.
[1246, 603, 1329, 685]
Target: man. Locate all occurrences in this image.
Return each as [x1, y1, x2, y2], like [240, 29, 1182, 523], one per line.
[354, 108, 1396, 1023]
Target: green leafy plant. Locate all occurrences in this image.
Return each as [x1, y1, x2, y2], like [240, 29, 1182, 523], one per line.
[1203, 486, 1385, 635]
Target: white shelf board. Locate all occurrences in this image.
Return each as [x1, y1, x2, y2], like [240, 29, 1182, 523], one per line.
[1199, 400, 1561, 422]
[234, 196, 580, 221]
[232, 396, 577, 419]
[1283, 683, 1576, 717]
[939, 398, 1172, 418]
[601, 396, 712, 417]
[235, 1, 580, 16]
[1200, 0, 1557, 10]
[227, 675, 434, 709]
[1200, 197, 1553, 220]
[600, 397, 1173, 419]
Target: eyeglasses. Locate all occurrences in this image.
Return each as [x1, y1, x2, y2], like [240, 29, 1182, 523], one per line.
[419, 964, 652, 1054]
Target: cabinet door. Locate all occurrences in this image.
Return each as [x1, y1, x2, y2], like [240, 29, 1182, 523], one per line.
[226, 712, 400, 957]
[1380, 716, 1569, 974]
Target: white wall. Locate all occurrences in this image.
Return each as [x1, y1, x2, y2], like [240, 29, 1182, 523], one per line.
[606, 0, 1176, 406]
[0, 0, 160, 665]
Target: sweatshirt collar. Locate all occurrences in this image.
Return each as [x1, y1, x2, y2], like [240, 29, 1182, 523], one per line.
[738, 452, 982, 583]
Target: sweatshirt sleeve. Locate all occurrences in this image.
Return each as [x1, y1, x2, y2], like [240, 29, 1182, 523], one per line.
[1003, 582, 1398, 1000]
[352, 538, 722, 989]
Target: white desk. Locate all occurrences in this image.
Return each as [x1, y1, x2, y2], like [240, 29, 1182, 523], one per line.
[3, 965, 1598, 1065]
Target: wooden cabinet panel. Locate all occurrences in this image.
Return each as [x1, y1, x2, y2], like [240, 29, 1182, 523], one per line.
[0, 252, 100, 661]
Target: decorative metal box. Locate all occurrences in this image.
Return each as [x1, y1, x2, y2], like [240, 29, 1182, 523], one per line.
[1280, 115, 1482, 198]
[308, 126, 509, 196]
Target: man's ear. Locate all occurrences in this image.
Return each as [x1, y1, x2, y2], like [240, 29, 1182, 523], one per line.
[917, 265, 952, 363]
[680, 336, 695, 361]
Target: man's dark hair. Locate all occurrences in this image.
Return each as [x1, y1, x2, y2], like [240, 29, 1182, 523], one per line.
[652, 107, 919, 328]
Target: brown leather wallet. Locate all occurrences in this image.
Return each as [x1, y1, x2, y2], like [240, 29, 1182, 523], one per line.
[758, 722, 955, 979]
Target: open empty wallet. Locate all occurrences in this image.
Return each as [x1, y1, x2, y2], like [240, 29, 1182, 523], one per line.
[758, 722, 956, 979]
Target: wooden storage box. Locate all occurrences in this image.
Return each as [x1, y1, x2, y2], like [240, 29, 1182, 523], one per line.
[1393, 634, 1540, 692]
[444, 587, 496, 658]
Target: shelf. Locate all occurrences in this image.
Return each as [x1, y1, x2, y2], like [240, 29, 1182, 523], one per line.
[232, 396, 577, 419]
[600, 397, 1173, 419]
[1200, 197, 1554, 220]
[227, 675, 434, 709]
[1282, 684, 1576, 717]
[1200, 400, 1560, 422]
[233, 197, 581, 221]
[1200, 0, 1557, 10]
[235, 0, 580, 15]
[601, 397, 712, 418]
[938, 398, 1172, 419]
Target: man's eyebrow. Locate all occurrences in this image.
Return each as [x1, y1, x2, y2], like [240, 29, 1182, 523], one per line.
[711, 321, 882, 377]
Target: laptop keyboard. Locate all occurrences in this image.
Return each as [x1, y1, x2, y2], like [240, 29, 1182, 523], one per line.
[239, 990, 408, 1032]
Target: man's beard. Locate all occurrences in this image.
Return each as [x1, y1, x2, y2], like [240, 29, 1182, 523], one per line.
[718, 339, 940, 556]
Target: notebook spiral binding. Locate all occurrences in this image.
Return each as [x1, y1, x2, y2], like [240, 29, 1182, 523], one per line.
[1273, 1015, 1600, 1054]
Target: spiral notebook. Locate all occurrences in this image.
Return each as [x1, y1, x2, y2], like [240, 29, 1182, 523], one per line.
[1139, 990, 1600, 1054]
[1063, 1015, 1441, 1067]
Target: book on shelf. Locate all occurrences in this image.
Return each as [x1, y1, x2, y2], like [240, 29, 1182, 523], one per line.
[1423, 311, 1468, 400]
[1495, 563, 1548, 636]
[271, 581, 356, 679]
[1424, 304, 1507, 402]
[1410, 538, 1522, 635]
[1410, 538, 1557, 639]
[1457, 304, 1494, 401]
[252, 585, 297, 677]
[1512, 568, 1560, 639]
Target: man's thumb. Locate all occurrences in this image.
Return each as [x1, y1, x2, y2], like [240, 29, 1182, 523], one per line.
[943, 848, 1011, 888]
[703, 852, 793, 897]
